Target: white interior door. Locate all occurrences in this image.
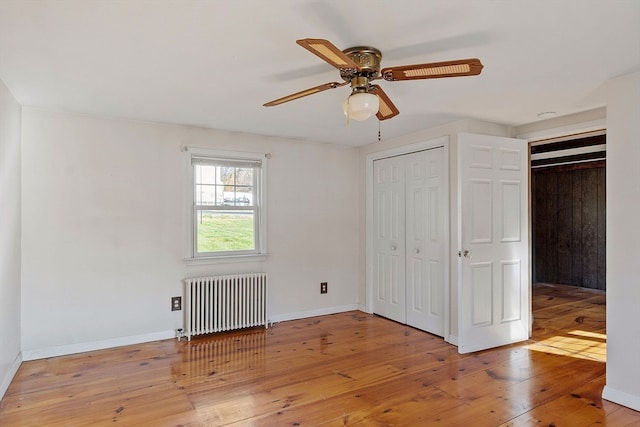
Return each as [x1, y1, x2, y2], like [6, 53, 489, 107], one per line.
[458, 133, 529, 354]
[372, 155, 406, 324]
[373, 148, 445, 335]
[405, 148, 445, 335]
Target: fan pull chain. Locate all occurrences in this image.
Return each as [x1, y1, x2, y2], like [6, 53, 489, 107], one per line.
[378, 120, 381, 142]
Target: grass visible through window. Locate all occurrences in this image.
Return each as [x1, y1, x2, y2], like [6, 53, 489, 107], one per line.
[196, 213, 254, 252]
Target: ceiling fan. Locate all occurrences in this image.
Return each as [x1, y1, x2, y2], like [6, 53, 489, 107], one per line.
[264, 38, 484, 121]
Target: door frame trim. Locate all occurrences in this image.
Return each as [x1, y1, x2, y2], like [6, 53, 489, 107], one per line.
[365, 135, 451, 340]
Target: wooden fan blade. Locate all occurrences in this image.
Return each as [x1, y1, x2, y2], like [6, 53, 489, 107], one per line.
[381, 58, 483, 81]
[263, 81, 348, 107]
[369, 85, 399, 120]
[296, 38, 361, 71]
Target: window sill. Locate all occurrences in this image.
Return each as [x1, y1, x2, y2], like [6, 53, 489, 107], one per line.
[184, 254, 267, 266]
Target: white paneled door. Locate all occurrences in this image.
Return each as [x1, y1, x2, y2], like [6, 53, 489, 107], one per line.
[458, 133, 529, 353]
[372, 154, 406, 324]
[373, 147, 445, 336]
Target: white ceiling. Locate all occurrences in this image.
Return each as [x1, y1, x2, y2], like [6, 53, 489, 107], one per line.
[1, 0, 638, 146]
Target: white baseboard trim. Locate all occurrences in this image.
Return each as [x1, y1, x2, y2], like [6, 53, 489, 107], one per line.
[22, 330, 177, 361]
[19, 307, 364, 360]
[0, 352, 23, 401]
[269, 304, 359, 325]
[357, 303, 370, 313]
[602, 385, 640, 411]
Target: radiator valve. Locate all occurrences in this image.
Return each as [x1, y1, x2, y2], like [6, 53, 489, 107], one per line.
[176, 328, 184, 341]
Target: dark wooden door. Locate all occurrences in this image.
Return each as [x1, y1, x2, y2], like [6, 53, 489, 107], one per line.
[532, 162, 606, 290]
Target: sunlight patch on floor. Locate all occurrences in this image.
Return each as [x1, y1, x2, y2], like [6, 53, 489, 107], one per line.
[527, 330, 606, 362]
[567, 329, 606, 340]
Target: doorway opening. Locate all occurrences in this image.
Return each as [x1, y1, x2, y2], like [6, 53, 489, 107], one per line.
[531, 132, 606, 291]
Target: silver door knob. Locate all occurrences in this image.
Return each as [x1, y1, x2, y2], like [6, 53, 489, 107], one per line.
[463, 250, 470, 258]
[414, 249, 420, 254]
[391, 245, 397, 251]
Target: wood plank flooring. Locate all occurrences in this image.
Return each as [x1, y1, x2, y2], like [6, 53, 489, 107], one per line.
[1, 283, 639, 426]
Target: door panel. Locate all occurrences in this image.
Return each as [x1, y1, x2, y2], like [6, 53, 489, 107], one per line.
[500, 181, 522, 242]
[458, 133, 529, 354]
[372, 156, 406, 323]
[470, 179, 493, 243]
[471, 261, 493, 326]
[406, 148, 445, 335]
[501, 260, 522, 322]
[405, 151, 425, 328]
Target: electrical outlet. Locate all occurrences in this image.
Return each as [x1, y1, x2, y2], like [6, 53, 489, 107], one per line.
[171, 296, 182, 311]
[320, 282, 328, 294]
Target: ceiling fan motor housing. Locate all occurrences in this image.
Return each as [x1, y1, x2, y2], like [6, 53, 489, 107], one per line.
[341, 46, 382, 82]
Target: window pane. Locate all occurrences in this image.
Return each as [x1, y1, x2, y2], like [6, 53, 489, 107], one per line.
[235, 168, 254, 186]
[197, 164, 217, 184]
[195, 184, 218, 205]
[222, 185, 252, 206]
[223, 193, 251, 206]
[196, 210, 255, 252]
[195, 165, 221, 205]
[198, 165, 254, 207]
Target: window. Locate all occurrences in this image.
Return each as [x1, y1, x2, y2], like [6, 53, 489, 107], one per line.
[186, 148, 266, 262]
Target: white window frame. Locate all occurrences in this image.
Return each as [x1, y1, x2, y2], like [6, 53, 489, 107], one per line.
[184, 147, 267, 264]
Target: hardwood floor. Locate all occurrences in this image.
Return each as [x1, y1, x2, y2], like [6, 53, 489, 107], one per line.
[1, 283, 638, 426]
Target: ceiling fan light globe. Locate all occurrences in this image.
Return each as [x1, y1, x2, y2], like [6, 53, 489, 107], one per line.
[342, 92, 379, 121]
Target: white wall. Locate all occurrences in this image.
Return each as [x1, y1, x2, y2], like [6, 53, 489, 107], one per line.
[513, 107, 606, 140]
[0, 79, 22, 398]
[21, 108, 359, 358]
[602, 71, 640, 411]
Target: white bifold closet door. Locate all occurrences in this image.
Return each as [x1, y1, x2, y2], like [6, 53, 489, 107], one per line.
[372, 147, 445, 336]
